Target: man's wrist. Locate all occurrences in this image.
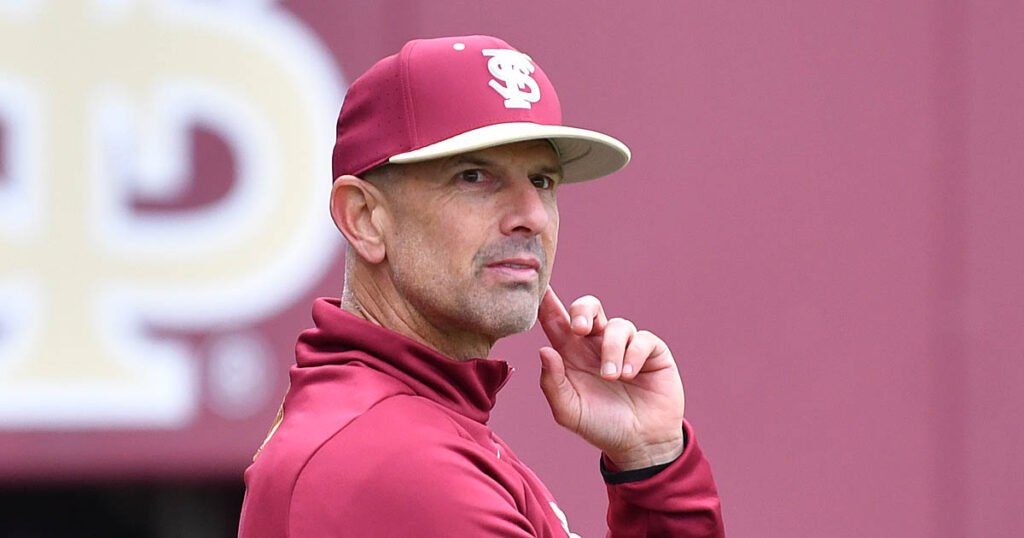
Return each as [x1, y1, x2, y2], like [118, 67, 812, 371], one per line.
[603, 439, 685, 472]
[600, 426, 688, 481]
[600, 456, 676, 485]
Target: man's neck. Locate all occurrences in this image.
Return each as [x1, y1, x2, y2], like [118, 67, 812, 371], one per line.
[341, 269, 495, 362]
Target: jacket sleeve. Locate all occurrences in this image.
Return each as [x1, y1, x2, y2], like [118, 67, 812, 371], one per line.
[603, 421, 725, 537]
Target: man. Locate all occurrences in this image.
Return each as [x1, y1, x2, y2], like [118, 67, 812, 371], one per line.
[238, 35, 724, 537]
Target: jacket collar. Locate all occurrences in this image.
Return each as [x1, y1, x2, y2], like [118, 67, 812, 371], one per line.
[296, 298, 512, 424]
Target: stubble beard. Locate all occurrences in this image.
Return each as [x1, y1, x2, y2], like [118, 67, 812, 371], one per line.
[392, 236, 550, 344]
[463, 236, 549, 338]
[456, 279, 545, 338]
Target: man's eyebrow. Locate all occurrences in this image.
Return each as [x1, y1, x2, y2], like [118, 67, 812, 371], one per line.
[443, 155, 564, 178]
[446, 155, 495, 169]
[536, 164, 564, 178]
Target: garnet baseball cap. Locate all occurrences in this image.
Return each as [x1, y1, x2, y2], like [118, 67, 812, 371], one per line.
[331, 35, 631, 183]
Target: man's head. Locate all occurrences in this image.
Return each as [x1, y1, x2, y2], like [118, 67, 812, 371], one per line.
[329, 35, 630, 358]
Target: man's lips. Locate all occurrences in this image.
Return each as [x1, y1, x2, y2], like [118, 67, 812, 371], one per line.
[483, 257, 542, 282]
[486, 257, 542, 272]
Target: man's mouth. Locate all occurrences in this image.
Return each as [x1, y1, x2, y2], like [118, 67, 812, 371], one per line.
[487, 257, 541, 271]
[484, 257, 542, 281]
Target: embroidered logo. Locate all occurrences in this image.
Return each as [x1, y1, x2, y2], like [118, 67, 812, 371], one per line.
[482, 48, 541, 109]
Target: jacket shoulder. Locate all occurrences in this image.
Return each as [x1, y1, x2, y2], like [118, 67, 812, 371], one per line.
[289, 396, 534, 536]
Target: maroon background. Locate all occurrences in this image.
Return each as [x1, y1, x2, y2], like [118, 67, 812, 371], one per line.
[2, 2, 1022, 537]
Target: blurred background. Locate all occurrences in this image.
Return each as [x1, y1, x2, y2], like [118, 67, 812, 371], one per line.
[1, 1, 1022, 536]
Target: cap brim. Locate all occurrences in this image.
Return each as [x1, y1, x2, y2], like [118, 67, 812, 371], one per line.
[387, 122, 630, 183]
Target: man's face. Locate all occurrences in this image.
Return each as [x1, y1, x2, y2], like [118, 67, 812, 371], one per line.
[379, 140, 562, 342]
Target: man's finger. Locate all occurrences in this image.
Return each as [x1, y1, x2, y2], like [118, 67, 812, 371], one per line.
[538, 346, 579, 431]
[538, 286, 570, 346]
[621, 330, 666, 380]
[599, 317, 637, 380]
[568, 295, 608, 335]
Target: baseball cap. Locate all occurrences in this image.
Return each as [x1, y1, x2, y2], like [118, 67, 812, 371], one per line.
[331, 35, 631, 183]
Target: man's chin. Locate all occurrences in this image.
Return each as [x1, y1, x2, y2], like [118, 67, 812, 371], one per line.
[481, 294, 541, 338]
[451, 282, 544, 339]
[489, 313, 539, 340]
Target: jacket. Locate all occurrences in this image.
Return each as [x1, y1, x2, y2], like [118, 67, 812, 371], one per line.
[238, 298, 724, 537]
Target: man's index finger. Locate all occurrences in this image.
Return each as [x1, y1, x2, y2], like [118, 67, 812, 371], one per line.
[538, 285, 570, 346]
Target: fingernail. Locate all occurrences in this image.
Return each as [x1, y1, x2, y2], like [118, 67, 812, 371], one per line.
[571, 316, 587, 329]
[622, 364, 633, 375]
[601, 362, 616, 376]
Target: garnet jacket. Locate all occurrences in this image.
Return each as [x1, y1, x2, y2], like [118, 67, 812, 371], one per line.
[238, 298, 724, 537]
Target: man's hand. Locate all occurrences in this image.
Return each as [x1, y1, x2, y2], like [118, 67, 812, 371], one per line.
[537, 286, 686, 471]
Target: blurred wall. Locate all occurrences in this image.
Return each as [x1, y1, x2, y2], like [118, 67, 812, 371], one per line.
[1, 1, 1021, 537]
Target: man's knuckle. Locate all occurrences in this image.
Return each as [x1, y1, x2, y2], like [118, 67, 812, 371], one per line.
[608, 318, 636, 332]
[635, 330, 657, 342]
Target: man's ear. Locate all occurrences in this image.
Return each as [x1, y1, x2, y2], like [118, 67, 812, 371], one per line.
[330, 175, 387, 264]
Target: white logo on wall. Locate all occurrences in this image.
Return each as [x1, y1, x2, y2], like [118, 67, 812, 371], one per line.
[482, 48, 540, 109]
[0, 0, 344, 428]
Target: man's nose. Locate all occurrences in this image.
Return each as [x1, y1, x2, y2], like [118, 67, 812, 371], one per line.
[499, 178, 551, 236]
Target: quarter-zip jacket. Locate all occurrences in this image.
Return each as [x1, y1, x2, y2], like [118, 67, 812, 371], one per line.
[238, 298, 724, 537]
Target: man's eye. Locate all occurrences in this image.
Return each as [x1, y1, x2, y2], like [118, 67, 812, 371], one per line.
[459, 170, 483, 183]
[530, 175, 553, 189]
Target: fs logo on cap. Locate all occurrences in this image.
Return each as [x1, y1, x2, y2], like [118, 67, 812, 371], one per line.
[482, 49, 540, 109]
